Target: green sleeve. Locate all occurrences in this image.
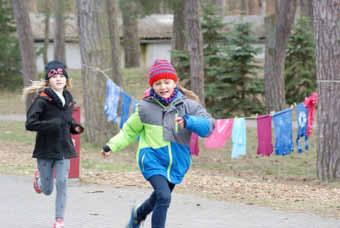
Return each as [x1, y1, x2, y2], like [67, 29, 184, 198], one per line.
[106, 111, 143, 152]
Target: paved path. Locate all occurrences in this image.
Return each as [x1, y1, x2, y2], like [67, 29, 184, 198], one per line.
[1, 175, 339, 228]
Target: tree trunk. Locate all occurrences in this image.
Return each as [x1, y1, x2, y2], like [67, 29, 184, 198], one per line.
[265, 0, 275, 15]
[186, 0, 205, 105]
[228, 0, 239, 15]
[264, 0, 297, 112]
[171, 0, 186, 64]
[240, 0, 249, 15]
[106, 0, 123, 87]
[213, 0, 225, 16]
[299, 0, 313, 24]
[314, 0, 340, 181]
[54, 0, 66, 63]
[12, 0, 37, 109]
[121, 0, 140, 68]
[43, 0, 50, 65]
[77, 0, 116, 145]
[249, 0, 261, 15]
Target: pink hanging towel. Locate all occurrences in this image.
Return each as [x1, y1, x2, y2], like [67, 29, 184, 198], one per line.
[190, 133, 200, 156]
[256, 114, 273, 156]
[204, 119, 233, 149]
[304, 92, 318, 136]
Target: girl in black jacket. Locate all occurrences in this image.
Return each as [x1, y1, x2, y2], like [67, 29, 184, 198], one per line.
[24, 60, 84, 228]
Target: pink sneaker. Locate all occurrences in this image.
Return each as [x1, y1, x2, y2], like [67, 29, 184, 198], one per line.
[33, 170, 42, 194]
[53, 218, 64, 228]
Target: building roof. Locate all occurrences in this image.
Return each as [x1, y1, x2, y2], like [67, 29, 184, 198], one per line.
[30, 13, 265, 42]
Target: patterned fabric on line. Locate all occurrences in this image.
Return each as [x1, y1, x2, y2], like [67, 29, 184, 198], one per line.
[272, 108, 293, 156]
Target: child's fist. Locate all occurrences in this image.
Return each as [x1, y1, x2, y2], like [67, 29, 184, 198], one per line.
[176, 116, 185, 129]
[102, 150, 111, 158]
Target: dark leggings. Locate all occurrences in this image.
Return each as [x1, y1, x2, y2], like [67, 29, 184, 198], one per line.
[137, 175, 175, 228]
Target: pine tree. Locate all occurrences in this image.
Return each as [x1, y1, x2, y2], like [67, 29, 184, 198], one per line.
[0, 0, 21, 89]
[221, 22, 264, 116]
[202, 4, 228, 116]
[285, 17, 316, 104]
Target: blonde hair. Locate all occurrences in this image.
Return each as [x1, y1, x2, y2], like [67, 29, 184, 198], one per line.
[22, 79, 72, 100]
[177, 84, 200, 103]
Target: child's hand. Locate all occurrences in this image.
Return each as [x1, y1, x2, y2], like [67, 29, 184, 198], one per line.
[75, 124, 84, 133]
[101, 150, 111, 158]
[176, 116, 185, 128]
[74, 126, 82, 133]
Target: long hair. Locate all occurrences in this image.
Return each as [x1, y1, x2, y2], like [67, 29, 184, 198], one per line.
[22, 79, 72, 100]
[177, 84, 200, 103]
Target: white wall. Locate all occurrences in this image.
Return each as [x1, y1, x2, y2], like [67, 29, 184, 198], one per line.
[35, 41, 264, 72]
[144, 43, 172, 66]
[35, 43, 81, 71]
[35, 42, 172, 72]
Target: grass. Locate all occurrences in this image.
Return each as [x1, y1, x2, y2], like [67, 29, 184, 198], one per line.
[1, 68, 340, 218]
[0, 89, 25, 114]
[0, 68, 324, 182]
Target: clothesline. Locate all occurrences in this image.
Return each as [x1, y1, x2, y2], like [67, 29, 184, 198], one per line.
[82, 64, 112, 81]
[317, 79, 340, 83]
[96, 64, 317, 158]
[81, 64, 314, 121]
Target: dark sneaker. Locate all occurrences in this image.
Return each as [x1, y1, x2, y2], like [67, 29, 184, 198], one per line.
[33, 170, 42, 194]
[126, 206, 140, 228]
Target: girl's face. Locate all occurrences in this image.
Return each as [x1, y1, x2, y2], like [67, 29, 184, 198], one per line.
[48, 74, 67, 92]
[152, 79, 177, 98]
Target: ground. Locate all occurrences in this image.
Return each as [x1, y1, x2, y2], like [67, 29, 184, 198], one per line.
[1, 138, 340, 219]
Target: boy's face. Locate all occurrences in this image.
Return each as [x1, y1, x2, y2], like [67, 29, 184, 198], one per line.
[152, 79, 177, 98]
[48, 74, 67, 92]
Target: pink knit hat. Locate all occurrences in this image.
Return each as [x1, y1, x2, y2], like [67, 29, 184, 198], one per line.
[148, 59, 178, 86]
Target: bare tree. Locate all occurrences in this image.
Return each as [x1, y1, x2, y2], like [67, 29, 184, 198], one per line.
[106, 0, 123, 87]
[12, 0, 37, 108]
[77, 0, 116, 145]
[249, 0, 262, 15]
[240, 0, 249, 15]
[120, 0, 140, 67]
[265, 0, 275, 15]
[54, 0, 66, 63]
[171, 0, 186, 64]
[299, 0, 313, 24]
[186, 0, 205, 105]
[263, 0, 297, 112]
[43, 0, 51, 65]
[314, 0, 340, 181]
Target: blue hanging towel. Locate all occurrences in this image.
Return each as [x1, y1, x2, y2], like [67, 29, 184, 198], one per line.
[273, 108, 294, 155]
[119, 91, 132, 129]
[296, 103, 308, 153]
[231, 118, 246, 159]
[104, 79, 120, 123]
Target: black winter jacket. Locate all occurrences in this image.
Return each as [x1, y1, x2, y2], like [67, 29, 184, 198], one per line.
[26, 88, 83, 160]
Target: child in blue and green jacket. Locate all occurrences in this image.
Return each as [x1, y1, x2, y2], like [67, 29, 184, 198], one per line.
[101, 59, 214, 228]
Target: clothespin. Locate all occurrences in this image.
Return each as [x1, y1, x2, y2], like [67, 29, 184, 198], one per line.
[270, 110, 275, 116]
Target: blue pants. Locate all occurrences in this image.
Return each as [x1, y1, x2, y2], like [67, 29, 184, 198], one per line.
[37, 158, 70, 220]
[137, 175, 175, 228]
